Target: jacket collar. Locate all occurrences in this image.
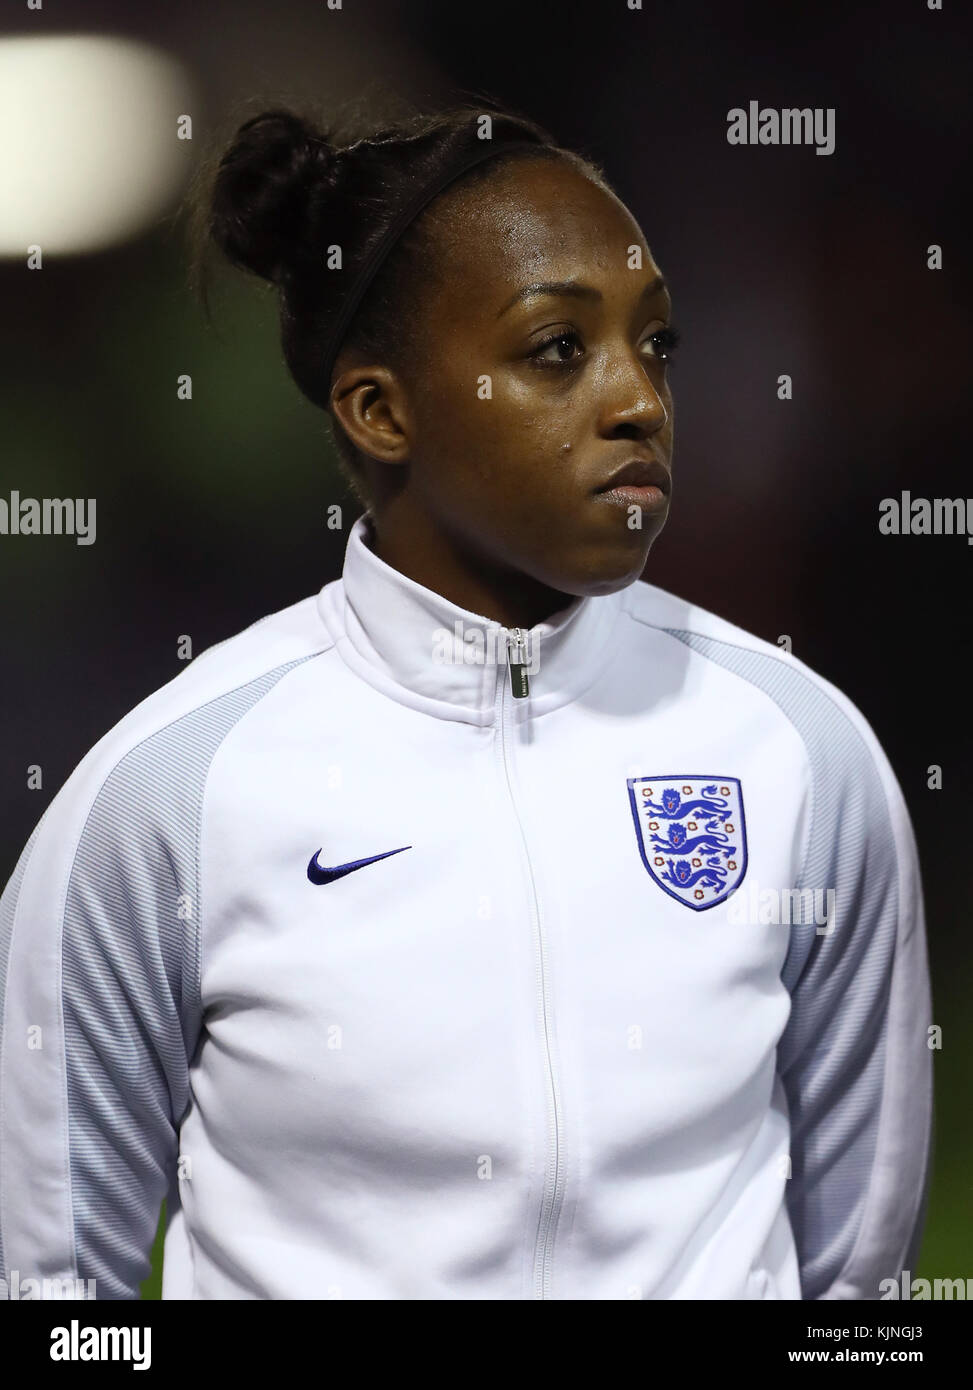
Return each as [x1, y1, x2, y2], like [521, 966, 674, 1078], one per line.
[317, 512, 627, 724]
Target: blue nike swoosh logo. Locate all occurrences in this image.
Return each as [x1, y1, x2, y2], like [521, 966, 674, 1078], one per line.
[307, 845, 412, 885]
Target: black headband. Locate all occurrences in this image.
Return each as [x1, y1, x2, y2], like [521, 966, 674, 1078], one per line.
[320, 138, 545, 395]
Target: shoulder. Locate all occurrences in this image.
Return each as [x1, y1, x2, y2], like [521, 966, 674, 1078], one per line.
[623, 575, 806, 667]
[3, 590, 336, 908]
[620, 577, 911, 839]
[75, 590, 333, 798]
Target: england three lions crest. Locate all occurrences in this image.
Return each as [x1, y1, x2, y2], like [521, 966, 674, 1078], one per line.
[627, 776, 748, 911]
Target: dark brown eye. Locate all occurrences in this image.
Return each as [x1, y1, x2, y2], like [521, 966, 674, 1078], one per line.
[530, 330, 584, 366]
[644, 326, 681, 362]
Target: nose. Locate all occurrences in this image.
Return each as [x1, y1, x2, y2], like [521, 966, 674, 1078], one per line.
[596, 354, 670, 442]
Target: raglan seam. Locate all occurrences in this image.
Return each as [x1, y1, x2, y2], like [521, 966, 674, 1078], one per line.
[13, 643, 332, 1293]
[193, 646, 335, 1055]
[181, 648, 331, 1301]
[63, 644, 334, 1031]
[129, 644, 333, 1299]
[630, 608, 914, 1300]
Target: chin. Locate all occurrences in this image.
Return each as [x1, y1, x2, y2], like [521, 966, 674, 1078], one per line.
[583, 564, 651, 596]
[555, 537, 658, 597]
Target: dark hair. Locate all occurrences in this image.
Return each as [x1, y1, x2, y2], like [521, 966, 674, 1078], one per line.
[186, 99, 605, 501]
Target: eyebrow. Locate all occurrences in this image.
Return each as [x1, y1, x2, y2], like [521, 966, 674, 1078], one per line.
[497, 273, 669, 317]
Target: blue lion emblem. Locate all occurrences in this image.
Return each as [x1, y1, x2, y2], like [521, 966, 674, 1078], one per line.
[644, 787, 733, 821]
[627, 776, 748, 912]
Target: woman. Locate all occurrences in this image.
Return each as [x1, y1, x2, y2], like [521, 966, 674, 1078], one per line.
[0, 103, 932, 1301]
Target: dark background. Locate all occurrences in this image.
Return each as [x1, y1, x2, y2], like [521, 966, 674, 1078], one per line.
[1, 0, 970, 1297]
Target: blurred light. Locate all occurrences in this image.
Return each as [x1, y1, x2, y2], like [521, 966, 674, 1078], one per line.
[0, 34, 193, 256]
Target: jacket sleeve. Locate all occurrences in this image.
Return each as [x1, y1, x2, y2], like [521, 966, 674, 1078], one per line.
[0, 737, 202, 1301]
[776, 693, 934, 1300]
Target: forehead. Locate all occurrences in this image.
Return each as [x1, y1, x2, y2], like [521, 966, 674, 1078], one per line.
[424, 156, 656, 311]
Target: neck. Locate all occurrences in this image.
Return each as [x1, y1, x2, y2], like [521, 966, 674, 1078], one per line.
[363, 510, 573, 630]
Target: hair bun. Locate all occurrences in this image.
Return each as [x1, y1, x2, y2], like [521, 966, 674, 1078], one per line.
[209, 108, 337, 286]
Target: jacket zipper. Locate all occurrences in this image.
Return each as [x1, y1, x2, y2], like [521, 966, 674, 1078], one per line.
[507, 627, 530, 699]
[497, 628, 564, 1298]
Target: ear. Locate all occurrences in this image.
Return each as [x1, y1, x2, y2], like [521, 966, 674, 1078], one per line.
[329, 362, 413, 465]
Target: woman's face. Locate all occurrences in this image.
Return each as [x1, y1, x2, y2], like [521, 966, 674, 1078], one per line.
[340, 155, 676, 603]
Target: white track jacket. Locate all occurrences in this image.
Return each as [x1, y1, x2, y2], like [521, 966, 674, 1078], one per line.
[0, 513, 933, 1300]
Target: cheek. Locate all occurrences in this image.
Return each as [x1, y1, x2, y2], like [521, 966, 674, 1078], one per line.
[463, 410, 561, 496]
[412, 350, 583, 499]
[418, 374, 550, 468]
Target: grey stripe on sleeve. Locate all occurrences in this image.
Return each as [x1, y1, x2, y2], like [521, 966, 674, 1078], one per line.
[1, 655, 317, 1298]
[662, 629, 929, 1300]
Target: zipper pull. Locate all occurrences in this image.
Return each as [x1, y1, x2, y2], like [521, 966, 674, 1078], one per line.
[506, 628, 530, 699]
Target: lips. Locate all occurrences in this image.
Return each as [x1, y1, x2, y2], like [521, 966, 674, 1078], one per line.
[595, 457, 671, 494]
